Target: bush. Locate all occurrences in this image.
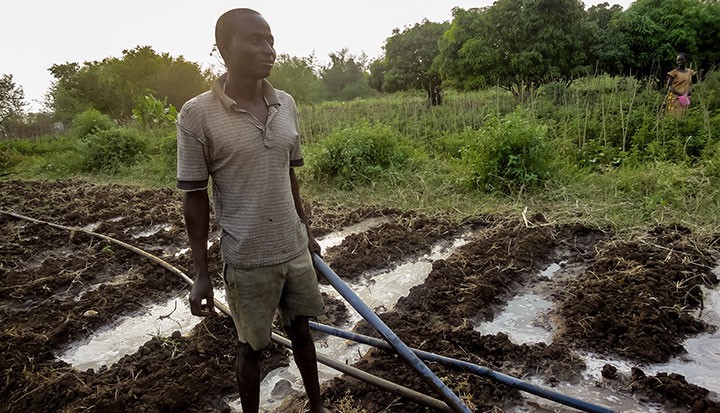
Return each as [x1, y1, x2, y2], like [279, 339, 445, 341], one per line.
[127, 132, 177, 186]
[80, 128, 147, 173]
[304, 123, 411, 189]
[72, 109, 114, 138]
[457, 111, 555, 192]
[132, 95, 178, 129]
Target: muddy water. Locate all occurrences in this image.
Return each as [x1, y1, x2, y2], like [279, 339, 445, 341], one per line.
[642, 284, 720, 395]
[60, 296, 197, 371]
[229, 231, 473, 412]
[58, 219, 720, 413]
[60, 290, 227, 371]
[489, 263, 720, 412]
[475, 293, 554, 345]
[59, 219, 389, 375]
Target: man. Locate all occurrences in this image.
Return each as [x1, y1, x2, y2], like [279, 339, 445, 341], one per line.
[176, 8, 329, 413]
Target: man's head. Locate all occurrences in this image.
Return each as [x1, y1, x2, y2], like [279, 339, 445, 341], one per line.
[215, 8, 276, 79]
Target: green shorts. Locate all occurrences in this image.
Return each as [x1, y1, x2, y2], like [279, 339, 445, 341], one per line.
[223, 249, 324, 350]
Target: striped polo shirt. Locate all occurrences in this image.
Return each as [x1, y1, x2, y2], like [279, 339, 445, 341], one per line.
[176, 74, 308, 269]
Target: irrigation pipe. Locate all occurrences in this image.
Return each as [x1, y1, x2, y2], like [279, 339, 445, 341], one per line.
[309, 322, 617, 413]
[312, 254, 472, 413]
[0, 210, 452, 412]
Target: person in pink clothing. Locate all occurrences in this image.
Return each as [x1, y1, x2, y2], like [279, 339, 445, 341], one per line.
[666, 53, 695, 117]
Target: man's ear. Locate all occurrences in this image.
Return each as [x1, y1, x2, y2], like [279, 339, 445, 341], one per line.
[217, 38, 230, 61]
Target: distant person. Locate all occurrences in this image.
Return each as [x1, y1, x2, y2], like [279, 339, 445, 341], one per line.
[176, 8, 329, 413]
[666, 53, 695, 117]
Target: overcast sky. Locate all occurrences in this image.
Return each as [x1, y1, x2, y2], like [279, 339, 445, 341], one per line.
[4, 0, 631, 111]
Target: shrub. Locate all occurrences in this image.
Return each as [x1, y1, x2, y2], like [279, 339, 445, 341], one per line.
[72, 109, 114, 138]
[457, 111, 555, 193]
[132, 95, 178, 129]
[80, 128, 147, 173]
[304, 123, 411, 189]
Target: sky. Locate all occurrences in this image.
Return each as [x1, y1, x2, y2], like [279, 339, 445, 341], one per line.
[3, 0, 632, 111]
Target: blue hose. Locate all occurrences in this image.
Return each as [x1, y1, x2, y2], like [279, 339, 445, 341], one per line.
[312, 254, 472, 413]
[310, 321, 617, 413]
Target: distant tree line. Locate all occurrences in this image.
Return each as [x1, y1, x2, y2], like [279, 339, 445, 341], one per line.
[371, 0, 720, 104]
[2, 0, 719, 137]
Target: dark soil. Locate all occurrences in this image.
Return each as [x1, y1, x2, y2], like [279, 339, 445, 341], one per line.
[1, 179, 719, 413]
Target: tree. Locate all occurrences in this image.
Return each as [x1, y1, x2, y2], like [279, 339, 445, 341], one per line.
[615, 0, 720, 78]
[0, 74, 25, 136]
[48, 46, 212, 122]
[378, 20, 450, 106]
[586, 3, 631, 75]
[437, 0, 594, 98]
[367, 58, 387, 93]
[268, 54, 323, 104]
[320, 49, 375, 101]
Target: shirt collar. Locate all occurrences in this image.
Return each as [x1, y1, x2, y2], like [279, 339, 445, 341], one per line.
[212, 73, 281, 110]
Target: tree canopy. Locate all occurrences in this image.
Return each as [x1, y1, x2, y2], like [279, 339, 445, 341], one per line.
[267, 54, 323, 104]
[0, 74, 25, 135]
[320, 49, 376, 101]
[614, 0, 720, 78]
[15, 0, 720, 124]
[374, 20, 450, 105]
[48, 46, 212, 122]
[437, 0, 594, 97]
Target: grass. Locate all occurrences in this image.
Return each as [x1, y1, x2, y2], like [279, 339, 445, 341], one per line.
[2, 74, 719, 237]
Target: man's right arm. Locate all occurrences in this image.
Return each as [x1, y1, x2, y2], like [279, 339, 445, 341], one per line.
[184, 189, 214, 316]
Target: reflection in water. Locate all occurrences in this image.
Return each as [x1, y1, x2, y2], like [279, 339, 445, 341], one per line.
[475, 293, 554, 345]
[240, 230, 472, 412]
[644, 286, 720, 394]
[59, 291, 226, 371]
[59, 225, 720, 412]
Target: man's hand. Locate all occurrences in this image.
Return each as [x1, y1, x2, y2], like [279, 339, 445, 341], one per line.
[308, 234, 322, 258]
[189, 274, 215, 316]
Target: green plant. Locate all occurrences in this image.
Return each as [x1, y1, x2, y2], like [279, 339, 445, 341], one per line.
[79, 127, 147, 173]
[457, 110, 555, 192]
[132, 95, 178, 129]
[71, 109, 114, 138]
[126, 131, 177, 186]
[304, 122, 411, 190]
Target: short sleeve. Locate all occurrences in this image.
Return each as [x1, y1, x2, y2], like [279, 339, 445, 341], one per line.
[176, 102, 210, 191]
[287, 97, 304, 168]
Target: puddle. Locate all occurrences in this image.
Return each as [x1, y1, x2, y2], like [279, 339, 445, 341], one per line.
[539, 261, 566, 279]
[474, 262, 566, 345]
[316, 217, 389, 253]
[132, 224, 174, 238]
[517, 375, 663, 413]
[58, 219, 388, 373]
[60, 291, 226, 371]
[475, 293, 554, 345]
[228, 231, 473, 412]
[58, 223, 720, 412]
[643, 286, 720, 395]
[479, 264, 720, 412]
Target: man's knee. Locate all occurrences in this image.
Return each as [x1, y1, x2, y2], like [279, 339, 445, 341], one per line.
[285, 315, 311, 342]
[237, 341, 262, 363]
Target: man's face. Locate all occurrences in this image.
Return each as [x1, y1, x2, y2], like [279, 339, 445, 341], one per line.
[221, 14, 276, 79]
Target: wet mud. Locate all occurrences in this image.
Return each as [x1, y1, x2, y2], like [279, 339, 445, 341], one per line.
[1, 179, 719, 412]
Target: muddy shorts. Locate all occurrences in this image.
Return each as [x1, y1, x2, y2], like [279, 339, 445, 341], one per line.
[223, 249, 324, 350]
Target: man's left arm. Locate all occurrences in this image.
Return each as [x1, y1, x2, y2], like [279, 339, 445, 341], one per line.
[290, 167, 321, 257]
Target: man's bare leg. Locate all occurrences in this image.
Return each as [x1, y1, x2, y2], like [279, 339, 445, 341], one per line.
[285, 316, 330, 413]
[236, 342, 262, 413]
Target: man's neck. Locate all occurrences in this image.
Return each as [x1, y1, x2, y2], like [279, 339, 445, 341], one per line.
[223, 75, 264, 104]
